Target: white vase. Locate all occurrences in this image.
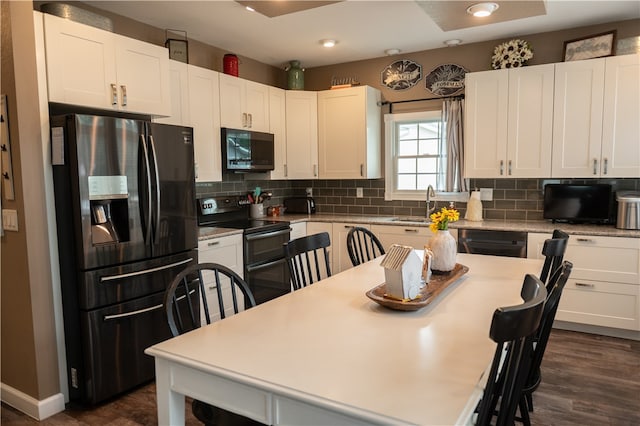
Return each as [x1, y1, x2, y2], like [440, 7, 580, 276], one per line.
[429, 230, 457, 273]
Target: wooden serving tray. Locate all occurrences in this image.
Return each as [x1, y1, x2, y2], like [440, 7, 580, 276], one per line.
[366, 263, 469, 311]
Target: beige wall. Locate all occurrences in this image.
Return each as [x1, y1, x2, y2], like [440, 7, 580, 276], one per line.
[2, 0, 639, 407]
[1, 0, 59, 401]
[306, 19, 640, 109]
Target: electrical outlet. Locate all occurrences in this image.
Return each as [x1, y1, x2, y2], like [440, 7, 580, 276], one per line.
[479, 188, 493, 201]
[356, 187, 363, 198]
[306, 187, 313, 197]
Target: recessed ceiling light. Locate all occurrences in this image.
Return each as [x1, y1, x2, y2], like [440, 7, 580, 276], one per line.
[466, 2, 499, 18]
[245, 5, 255, 12]
[321, 39, 337, 48]
[444, 39, 462, 47]
[385, 48, 401, 56]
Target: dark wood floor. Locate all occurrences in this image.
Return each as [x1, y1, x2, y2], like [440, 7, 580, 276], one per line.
[2, 329, 639, 425]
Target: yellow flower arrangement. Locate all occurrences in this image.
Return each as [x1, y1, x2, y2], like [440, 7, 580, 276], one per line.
[429, 207, 460, 233]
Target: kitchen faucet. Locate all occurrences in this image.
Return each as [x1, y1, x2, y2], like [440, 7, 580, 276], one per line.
[425, 184, 436, 217]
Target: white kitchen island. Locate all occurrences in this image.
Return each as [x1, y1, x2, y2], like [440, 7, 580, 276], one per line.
[146, 253, 543, 425]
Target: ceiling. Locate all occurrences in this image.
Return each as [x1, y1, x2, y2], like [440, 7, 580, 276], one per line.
[86, 0, 640, 69]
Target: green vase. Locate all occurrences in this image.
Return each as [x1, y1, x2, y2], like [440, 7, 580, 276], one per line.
[287, 60, 304, 90]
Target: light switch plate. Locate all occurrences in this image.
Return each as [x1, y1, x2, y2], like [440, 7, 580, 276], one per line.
[2, 209, 18, 231]
[356, 187, 363, 198]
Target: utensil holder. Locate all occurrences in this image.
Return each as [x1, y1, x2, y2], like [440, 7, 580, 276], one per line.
[250, 203, 264, 218]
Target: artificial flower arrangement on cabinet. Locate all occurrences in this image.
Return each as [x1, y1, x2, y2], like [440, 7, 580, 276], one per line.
[428, 207, 460, 273]
[491, 39, 534, 69]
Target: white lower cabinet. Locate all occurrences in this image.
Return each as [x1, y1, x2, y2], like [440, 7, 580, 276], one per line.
[528, 232, 640, 331]
[289, 222, 307, 241]
[197, 234, 244, 323]
[332, 223, 371, 273]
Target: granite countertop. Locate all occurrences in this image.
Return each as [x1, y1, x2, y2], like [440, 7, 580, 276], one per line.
[198, 214, 640, 240]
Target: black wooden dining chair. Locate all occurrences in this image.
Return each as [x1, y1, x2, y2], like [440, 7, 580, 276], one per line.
[475, 274, 547, 426]
[284, 232, 332, 290]
[539, 229, 569, 285]
[346, 227, 385, 267]
[163, 262, 260, 426]
[520, 261, 573, 422]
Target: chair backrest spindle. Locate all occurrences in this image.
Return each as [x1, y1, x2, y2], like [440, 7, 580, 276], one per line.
[284, 232, 332, 290]
[164, 262, 256, 337]
[346, 227, 385, 267]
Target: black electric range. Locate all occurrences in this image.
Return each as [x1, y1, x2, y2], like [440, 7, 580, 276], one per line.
[197, 196, 291, 304]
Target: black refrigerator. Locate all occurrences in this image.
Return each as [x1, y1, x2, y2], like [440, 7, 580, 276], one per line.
[51, 114, 198, 405]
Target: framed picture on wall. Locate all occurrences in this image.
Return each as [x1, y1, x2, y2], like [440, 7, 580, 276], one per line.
[563, 31, 616, 62]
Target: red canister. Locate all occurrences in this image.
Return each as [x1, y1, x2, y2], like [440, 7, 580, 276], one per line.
[223, 54, 239, 77]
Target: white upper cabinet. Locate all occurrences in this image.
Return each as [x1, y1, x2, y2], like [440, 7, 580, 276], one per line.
[317, 86, 382, 179]
[465, 64, 554, 178]
[602, 54, 640, 177]
[552, 58, 606, 177]
[285, 90, 318, 179]
[552, 54, 640, 178]
[268, 87, 287, 180]
[219, 73, 270, 132]
[154, 60, 190, 126]
[189, 65, 222, 182]
[43, 13, 170, 116]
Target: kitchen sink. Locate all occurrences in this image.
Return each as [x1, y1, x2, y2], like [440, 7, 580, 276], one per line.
[390, 217, 432, 223]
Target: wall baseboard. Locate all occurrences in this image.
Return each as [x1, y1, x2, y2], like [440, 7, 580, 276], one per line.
[1, 382, 65, 420]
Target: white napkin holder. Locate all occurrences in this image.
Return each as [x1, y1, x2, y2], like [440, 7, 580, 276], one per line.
[380, 244, 423, 300]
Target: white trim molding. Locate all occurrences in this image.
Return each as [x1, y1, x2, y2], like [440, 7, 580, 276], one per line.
[1, 382, 65, 420]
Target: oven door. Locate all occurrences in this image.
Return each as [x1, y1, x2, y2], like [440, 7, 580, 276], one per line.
[244, 227, 291, 304]
[246, 257, 290, 304]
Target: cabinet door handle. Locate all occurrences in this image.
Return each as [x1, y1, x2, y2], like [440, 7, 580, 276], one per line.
[508, 160, 512, 175]
[603, 158, 608, 175]
[242, 113, 247, 127]
[575, 282, 595, 288]
[344, 225, 355, 229]
[111, 84, 118, 105]
[576, 238, 594, 243]
[313, 164, 317, 177]
[404, 229, 419, 233]
[593, 158, 598, 175]
[248, 113, 253, 128]
[207, 241, 220, 246]
[499, 160, 504, 176]
[284, 164, 288, 177]
[120, 85, 127, 106]
[208, 285, 218, 290]
[360, 164, 364, 177]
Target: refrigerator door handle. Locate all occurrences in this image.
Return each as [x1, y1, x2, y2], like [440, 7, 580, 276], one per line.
[148, 134, 161, 244]
[103, 289, 195, 321]
[100, 257, 194, 282]
[140, 134, 153, 245]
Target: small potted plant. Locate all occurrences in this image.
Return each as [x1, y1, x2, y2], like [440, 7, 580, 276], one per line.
[428, 206, 460, 273]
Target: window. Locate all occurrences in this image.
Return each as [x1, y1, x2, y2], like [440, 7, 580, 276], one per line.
[384, 110, 447, 201]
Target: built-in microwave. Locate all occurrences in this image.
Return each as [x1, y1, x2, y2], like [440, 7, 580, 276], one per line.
[221, 127, 275, 172]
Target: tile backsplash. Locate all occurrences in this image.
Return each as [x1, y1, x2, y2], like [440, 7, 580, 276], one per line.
[197, 175, 640, 220]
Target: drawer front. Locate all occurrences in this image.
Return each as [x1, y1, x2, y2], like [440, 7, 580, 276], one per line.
[198, 234, 244, 275]
[556, 278, 640, 330]
[372, 225, 457, 251]
[528, 233, 640, 284]
[289, 222, 306, 240]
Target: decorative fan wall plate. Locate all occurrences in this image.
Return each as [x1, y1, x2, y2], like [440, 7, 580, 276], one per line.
[424, 64, 468, 96]
[381, 60, 422, 91]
